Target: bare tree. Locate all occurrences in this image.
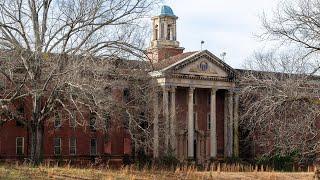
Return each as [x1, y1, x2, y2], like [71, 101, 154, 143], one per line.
[239, 0, 320, 163]
[239, 50, 320, 163]
[260, 0, 320, 73]
[0, 0, 159, 165]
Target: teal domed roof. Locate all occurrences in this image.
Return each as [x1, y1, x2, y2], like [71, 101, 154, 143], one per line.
[160, 5, 175, 17]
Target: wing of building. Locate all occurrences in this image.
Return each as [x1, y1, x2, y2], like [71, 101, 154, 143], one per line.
[4, 5, 310, 165]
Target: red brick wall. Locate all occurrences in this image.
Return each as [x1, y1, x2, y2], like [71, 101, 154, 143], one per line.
[148, 47, 184, 63]
[0, 88, 132, 160]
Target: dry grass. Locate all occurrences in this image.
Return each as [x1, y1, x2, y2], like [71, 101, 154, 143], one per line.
[0, 164, 315, 180]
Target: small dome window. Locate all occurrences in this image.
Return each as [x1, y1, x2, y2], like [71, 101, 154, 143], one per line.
[199, 61, 209, 71]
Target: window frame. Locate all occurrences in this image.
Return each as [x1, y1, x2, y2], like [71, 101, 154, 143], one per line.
[16, 137, 24, 155]
[54, 137, 62, 155]
[69, 137, 77, 155]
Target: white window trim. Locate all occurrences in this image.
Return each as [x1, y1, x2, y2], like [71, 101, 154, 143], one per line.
[69, 137, 77, 155]
[16, 137, 24, 155]
[54, 138, 61, 155]
[90, 138, 97, 156]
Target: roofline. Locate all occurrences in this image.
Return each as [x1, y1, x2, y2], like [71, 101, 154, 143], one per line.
[159, 50, 236, 75]
[159, 51, 201, 72]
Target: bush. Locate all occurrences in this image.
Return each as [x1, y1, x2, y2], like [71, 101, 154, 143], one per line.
[157, 154, 180, 168]
[256, 152, 299, 171]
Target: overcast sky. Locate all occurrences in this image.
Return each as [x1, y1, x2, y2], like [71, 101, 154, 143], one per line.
[156, 0, 281, 68]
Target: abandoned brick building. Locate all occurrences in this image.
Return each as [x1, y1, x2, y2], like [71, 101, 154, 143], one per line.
[0, 5, 244, 164]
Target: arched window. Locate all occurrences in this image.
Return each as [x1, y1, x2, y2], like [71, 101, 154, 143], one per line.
[167, 24, 172, 40]
[199, 62, 209, 71]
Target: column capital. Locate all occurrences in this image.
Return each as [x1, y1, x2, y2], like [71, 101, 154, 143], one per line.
[162, 85, 170, 91]
[211, 87, 218, 94]
[226, 89, 234, 96]
[188, 87, 195, 93]
[170, 86, 176, 93]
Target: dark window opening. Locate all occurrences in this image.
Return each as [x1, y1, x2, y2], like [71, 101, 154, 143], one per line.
[90, 138, 97, 155]
[123, 88, 130, 103]
[167, 24, 172, 40]
[89, 112, 96, 131]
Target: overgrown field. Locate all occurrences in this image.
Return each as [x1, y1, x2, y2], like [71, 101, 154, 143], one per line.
[0, 164, 315, 179]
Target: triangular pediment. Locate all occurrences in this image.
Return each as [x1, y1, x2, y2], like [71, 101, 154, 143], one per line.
[162, 50, 235, 78]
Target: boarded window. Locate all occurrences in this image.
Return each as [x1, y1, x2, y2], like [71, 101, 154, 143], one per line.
[16, 137, 24, 155]
[54, 138, 61, 155]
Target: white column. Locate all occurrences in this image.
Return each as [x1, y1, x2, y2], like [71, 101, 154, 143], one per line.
[163, 86, 169, 153]
[233, 90, 240, 157]
[210, 88, 217, 158]
[153, 91, 159, 158]
[188, 87, 195, 159]
[170, 86, 176, 154]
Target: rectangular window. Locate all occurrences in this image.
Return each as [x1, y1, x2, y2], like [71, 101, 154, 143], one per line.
[90, 138, 97, 155]
[69, 137, 76, 155]
[193, 92, 197, 105]
[69, 111, 77, 128]
[207, 113, 211, 130]
[54, 113, 62, 128]
[16, 137, 24, 155]
[208, 93, 211, 105]
[54, 138, 61, 155]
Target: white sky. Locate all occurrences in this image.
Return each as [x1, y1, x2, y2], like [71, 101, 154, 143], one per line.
[158, 0, 281, 68]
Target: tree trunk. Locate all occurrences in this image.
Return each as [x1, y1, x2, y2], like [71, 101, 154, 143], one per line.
[30, 121, 44, 165]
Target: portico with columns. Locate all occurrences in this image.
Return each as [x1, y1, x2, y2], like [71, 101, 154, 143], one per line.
[148, 5, 239, 163]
